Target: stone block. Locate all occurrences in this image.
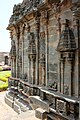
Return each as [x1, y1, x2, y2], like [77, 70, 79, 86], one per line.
[35, 108, 46, 120]
[30, 96, 49, 112]
[14, 98, 29, 112]
[6, 92, 14, 101]
[14, 103, 21, 114]
[20, 106, 29, 112]
[4, 96, 14, 108]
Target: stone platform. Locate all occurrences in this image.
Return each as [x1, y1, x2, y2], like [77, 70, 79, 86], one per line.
[5, 91, 32, 114]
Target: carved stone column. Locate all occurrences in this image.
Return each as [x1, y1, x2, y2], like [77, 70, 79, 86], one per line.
[15, 26, 20, 78]
[35, 13, 40, 85]
[64, 53, 75, 96]
[39, 55, 45, 85]
[10, 32, 16, 77]
[39, 10, 48, 86]
[60, 58, 64, 94]
[39, 32, 46, 86]
[71, 4, 80, 97]
[58, 58, 61, 92]
[32, 58, 36, 84]
[28, 32, 36, 84]
[21, 24, 26, 79]
[27, 23, 30, 83]
[43, 11, 48, 86]
[11, 58, 13, 77]
[12, 57, 16, 77]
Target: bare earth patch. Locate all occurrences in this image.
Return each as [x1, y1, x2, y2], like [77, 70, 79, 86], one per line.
[0, 91, 40, 120]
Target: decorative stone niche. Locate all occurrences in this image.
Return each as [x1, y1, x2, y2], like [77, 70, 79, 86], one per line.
[28, 32, 36, 85]
[57, 19, 76, 95]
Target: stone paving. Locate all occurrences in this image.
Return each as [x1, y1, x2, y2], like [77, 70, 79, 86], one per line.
[0, 91, 40, 120]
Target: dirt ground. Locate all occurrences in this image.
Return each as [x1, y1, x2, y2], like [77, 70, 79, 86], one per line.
[0, 91, 40, 120]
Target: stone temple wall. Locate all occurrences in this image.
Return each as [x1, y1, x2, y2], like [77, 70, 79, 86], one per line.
[5, 0, 80, 120]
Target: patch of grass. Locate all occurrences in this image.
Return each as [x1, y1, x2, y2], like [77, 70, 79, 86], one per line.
[0, 71, 11, 90]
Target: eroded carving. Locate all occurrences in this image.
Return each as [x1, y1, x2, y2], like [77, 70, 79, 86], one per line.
[10, 40, 16, 58]
[28, 32, 36, 60]
[64, 85, 69, 95]
[56, 99, 66, 115]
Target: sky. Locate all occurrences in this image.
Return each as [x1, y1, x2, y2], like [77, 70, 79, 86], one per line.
[0, 0, 23, 52]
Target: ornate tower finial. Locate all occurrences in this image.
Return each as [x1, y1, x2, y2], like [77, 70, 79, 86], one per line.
[57, 19, 76, 52]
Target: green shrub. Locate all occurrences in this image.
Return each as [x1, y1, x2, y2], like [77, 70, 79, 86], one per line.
[0, 71, 11, 91]
[0, 77, 8, 82]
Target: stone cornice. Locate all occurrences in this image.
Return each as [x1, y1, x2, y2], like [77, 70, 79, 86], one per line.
[7, 0, 61, 30]
[8, 0, 80, 30]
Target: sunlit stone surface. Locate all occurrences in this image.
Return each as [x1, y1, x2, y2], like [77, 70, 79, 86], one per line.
[5, 0, 80, 119]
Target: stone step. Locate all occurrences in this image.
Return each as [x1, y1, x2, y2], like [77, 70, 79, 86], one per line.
[14, 98, 30, 112]
[14, 103, 21, 114]
[4, 96, 14, 108]
[6, 92, 14, 101]
[35, 108, 46, 120]
[5, 92, 32, 113]
[17, 93, 29, 102]
[14, 98, 26, 107]
[30, 96, 49, 111]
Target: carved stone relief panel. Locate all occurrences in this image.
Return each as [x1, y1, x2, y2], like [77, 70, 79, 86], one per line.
[39, 31, 46, 85]
[56, 99, 66, 115]
[39, 31, 45, 60]
[10, 40, 16, 58]
[28, 32, 36, 84]
[28, 32, 36, 60]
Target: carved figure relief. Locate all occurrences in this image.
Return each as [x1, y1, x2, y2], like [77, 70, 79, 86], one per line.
[28, 32, 36, 60]
[10, 40, 16, 58]
[28, 32, 36, 84]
